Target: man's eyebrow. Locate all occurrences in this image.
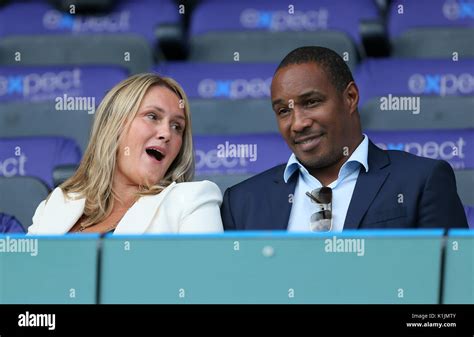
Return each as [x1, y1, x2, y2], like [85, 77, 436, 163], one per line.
[271, 98, 285, 108]
[299, 90, 325, 99]
[271, 90, 325, 108]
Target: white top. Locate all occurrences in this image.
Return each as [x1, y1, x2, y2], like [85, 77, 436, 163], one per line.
[28, 180, 223, 235]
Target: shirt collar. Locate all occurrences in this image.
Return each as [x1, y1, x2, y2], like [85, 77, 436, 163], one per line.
[283, 134, 369, 183]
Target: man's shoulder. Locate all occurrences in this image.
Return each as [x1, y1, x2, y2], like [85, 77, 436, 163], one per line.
[226, 164, 287, 194]
[375, 145, 453, 180]
[383, 147, 447, 170]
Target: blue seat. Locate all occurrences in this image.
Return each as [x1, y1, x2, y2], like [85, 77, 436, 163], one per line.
[0, 234, 99, 304]
[443, 229, 474, 304]
[100, 230, 443, 304]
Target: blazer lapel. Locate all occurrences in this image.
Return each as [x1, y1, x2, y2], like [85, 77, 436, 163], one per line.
[36, 188, 85, 234]
[344, 141, 390, 229]
[270, 165, 297, 230]
[114, 182, 177, 234]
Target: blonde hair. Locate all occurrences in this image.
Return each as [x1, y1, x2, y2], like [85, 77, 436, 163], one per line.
[60, 73, 194, 228]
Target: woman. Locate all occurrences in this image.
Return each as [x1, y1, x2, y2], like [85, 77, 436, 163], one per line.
[28, 74, 223, 235]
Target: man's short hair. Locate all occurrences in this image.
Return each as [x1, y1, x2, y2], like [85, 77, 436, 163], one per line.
[275, 46, 354, 93]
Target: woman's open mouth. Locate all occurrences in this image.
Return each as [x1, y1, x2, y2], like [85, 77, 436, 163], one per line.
[145, 147, 165, 162]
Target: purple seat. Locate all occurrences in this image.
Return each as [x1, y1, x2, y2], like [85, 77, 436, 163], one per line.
[388, 0, 474, 57]
[354, 59, 474, 129]
[191, 0, 378, 44]
[0, 65, 128, 150]
[0, 0, 179, 45]
[0, 213, 25, 233]
[155, 62, 275, 100]
[464, 205, 474, 229]
[188, 0, 378, 66]
[0, 65, 127, 103]
[193, 133, 290, 176]
[155, 62, 278, 134]
[0, 136, 81, 189]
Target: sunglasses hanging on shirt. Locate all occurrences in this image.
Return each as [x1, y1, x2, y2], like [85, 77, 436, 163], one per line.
[305, 187, 333, 232]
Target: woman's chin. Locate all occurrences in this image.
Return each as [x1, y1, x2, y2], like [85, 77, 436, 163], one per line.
[139, 174, 164, 188]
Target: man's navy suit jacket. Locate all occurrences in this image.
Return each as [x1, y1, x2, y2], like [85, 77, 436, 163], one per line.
[221, 141, 468, 230]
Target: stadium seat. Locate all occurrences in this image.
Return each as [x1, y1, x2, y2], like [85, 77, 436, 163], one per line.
[443, 230, 474, 303]
[100, 230, 443, 303]
[388, 0, 474, 58]
[156, 62, 279, 134]
[0, 65, 127, 151]
[193, 133, 290, 192]
[0, 212, 25, 233]
[0, 0, 181, 73]
[455, 170, 474, 206]
[0, 136, 82, 189]
[464, 205, 474, 229]
[356, 59, 474, 130]
[0, 176, 49, 230]
[188, 0, 380, 68]
[0, 234, 99, 304]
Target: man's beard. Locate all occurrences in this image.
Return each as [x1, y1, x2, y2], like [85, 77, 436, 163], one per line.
[297, 149, 343, 172]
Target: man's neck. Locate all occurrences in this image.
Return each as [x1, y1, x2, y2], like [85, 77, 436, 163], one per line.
[308, 135, 364, 187]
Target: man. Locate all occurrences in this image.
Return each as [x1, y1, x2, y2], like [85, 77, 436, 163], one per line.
[221, 46, 468, 231]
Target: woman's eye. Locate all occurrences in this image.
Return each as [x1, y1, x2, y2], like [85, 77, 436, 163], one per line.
[172, 123, 184, 132]
[147, 113, 157, 120]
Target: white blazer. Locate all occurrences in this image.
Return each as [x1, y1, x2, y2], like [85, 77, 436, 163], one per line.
[28, 180, 223, 235]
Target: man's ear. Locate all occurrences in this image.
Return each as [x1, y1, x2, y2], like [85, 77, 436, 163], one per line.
[344, 81, 359, 115]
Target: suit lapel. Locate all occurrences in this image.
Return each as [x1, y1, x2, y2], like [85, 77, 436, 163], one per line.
[114, 182, 177, 234]
[270, 165, 297, 230]
[36, 188, 85, 234]
[344, 141, 390, 229]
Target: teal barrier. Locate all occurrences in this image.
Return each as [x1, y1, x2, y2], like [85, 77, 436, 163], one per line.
[0, 234, 99, 304]
[443, 230, 474, 304]
[100, 230, 444, 304]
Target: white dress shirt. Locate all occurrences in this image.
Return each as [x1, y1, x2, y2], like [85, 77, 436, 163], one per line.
[284, 135, 369, 232]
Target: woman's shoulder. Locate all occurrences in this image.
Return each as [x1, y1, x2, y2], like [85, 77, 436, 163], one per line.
[169, 180, 223, 202]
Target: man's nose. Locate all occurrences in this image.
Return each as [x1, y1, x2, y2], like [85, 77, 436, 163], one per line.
[291, 107, 312, 133]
